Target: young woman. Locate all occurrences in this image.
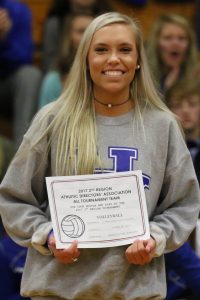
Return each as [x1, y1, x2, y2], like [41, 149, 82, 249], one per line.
[146, 13, 199, 96]
[39, 12, 94, 108]
[0, 12, 199, 300]
[39, 13, 94, 108]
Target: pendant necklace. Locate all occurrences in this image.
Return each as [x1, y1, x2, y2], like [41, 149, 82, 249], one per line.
[94, 96, 130, 108]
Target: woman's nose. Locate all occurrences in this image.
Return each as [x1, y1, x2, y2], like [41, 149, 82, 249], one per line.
[107, 51, 120, 63]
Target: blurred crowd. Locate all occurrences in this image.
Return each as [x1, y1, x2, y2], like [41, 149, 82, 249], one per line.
[0, 0, 199, 300]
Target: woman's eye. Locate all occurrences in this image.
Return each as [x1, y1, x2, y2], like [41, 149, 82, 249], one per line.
[120, 47, 132, 52]
[95, 47, 108, 53]
[162, 36, 172, 41]
[178, 36, 187, 42]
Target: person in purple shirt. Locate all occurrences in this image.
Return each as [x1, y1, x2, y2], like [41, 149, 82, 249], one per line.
[0, 0, 42, 148]
[0, 235, 29, 300]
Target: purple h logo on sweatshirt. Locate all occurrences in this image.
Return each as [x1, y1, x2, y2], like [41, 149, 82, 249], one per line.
[95, 147, 150, 189]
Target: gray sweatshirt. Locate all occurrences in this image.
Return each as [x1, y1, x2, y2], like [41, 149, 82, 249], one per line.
[0, 104, 199, 300]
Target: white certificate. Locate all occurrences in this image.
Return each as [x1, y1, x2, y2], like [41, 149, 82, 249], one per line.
[46, 170, 150, 249]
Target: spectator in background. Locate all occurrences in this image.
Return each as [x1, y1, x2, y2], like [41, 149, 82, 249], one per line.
[166, 78, 200, 184]
[146, 13, 199, 97]
[42, 0, 112, 72]
[164, 78, 200, 300]
[165, 242, 200, 300]
[39, 12, 94, 108]
[0, 135, 29, 300]
[0, 235, 28, 300]
[146, 15, 200, 298]
[0, 0, 42, 148]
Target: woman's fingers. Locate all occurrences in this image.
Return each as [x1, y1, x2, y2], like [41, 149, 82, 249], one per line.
[125, 238, 156, 265]
[48, 235, 80, 264]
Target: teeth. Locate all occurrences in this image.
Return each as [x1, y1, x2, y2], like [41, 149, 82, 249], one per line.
[104, 70, 123, 76]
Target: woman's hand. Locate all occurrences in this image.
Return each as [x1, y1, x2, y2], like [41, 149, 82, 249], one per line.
[48, 233, 80, 264]
[0, 9, 12, 39]
[125, 238, 156, 265]
[164, 66, 180, 90]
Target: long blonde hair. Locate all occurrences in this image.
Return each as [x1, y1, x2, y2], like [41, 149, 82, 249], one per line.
[146, 13, 198, 84]
[29, 12, 172, 176]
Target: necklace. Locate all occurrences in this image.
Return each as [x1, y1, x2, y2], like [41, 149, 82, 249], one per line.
[94, 96, 130, 108]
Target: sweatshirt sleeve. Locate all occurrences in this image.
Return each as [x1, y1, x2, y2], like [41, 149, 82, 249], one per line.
[150, 119, 200, 256]
[0, 110, 54, 255]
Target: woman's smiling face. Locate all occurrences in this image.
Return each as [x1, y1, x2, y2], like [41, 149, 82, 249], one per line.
[87, 23, 139, 99]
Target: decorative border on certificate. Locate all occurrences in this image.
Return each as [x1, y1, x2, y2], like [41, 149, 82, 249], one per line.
[46, 171, 150, 248]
